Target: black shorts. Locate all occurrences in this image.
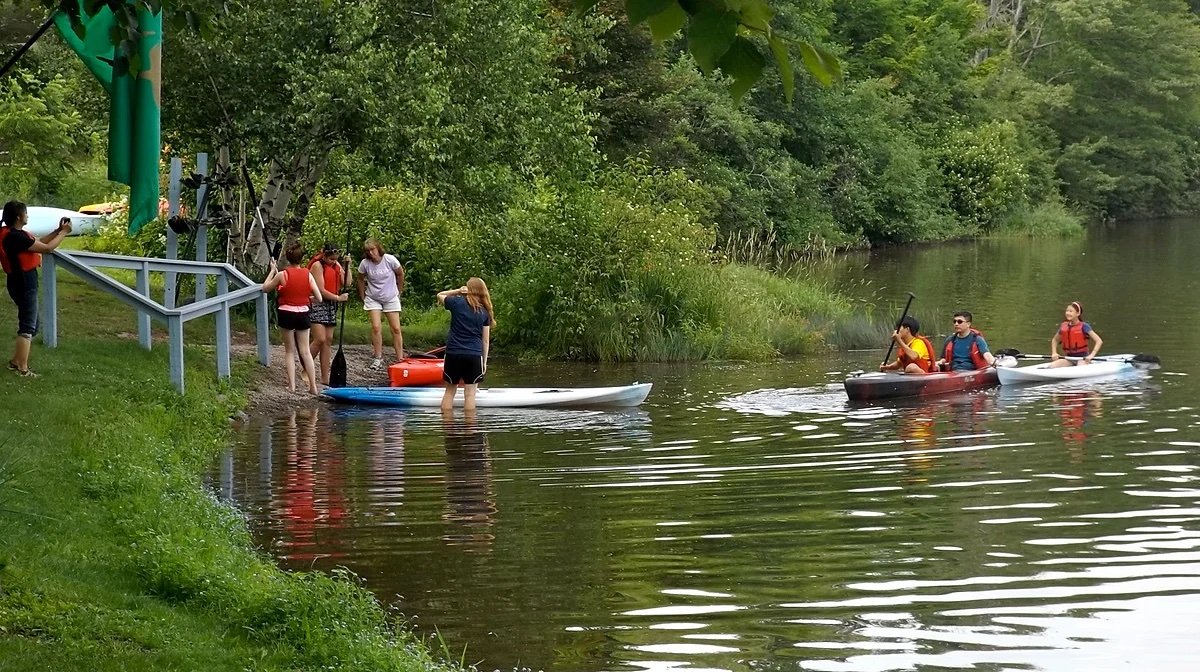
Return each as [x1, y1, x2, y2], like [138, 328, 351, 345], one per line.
[7, 274, 38, 338]
[276, 308, 311, 331]
[443, 353, 484, 385]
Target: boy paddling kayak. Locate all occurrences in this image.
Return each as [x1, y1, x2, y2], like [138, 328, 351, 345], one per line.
[879, 316, 936, 374]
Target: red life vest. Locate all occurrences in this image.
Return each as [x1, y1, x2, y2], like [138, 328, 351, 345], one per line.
[942, 329, 990, 371]
[0, 225, 41, 274]
[277, 266, 313, 308]
[307, 255, 343, 297]
[899, 335, 936, 373]
[1059, 321, 1089, 354]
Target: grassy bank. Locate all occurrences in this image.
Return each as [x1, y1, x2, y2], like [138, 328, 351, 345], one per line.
[989, 202, 1087, 238]
[0, 278, 456, 670]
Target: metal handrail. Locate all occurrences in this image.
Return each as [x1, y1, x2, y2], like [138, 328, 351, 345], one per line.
[60, 249, 259, 287]
[42, 250, 271, 393]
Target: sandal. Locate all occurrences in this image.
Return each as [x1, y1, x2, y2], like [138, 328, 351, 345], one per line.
[6, 361, 17, 371]
[15, 368, 39, 378]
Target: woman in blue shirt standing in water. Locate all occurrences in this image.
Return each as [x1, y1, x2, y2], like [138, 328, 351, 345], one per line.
[436, 277, 495, 411]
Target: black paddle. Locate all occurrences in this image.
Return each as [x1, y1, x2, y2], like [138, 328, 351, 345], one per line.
[881, 292, 916, 369]
[242, 164, 282, 260]
[328, 219, 353, 388]
[995, 348, 1161, 368]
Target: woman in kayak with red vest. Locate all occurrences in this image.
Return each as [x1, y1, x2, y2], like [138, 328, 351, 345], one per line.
[880, 316, 935, 373]
[1049, 301, 1103, 367]
[935, 310, 996, 371]
[1, 200, 72, 378]
[262, 242, 324, 395]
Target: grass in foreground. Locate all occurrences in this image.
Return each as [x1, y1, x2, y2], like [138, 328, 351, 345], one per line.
[0, 282, 457, 671]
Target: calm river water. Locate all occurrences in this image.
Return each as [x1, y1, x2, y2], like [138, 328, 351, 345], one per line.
[213, 219, 1200, 671]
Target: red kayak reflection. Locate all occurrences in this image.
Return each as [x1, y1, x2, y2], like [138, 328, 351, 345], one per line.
[275, 408, 349, 563]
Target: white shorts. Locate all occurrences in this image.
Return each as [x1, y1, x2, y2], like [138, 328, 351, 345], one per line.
[364, 295, 402, 313]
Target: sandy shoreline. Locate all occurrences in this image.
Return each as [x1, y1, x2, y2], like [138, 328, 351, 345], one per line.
[241, 343, 394, 416]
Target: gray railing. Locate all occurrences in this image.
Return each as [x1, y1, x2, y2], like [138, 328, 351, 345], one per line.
[42, 250, 271, 393]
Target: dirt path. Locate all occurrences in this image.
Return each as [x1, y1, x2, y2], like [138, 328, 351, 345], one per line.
[235, 342, 394, 416]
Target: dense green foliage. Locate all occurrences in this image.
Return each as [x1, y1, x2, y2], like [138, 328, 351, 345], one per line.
[303, 169, 849, 360]
[6, 0, 1200, 358]
[0, 18, 116, 208]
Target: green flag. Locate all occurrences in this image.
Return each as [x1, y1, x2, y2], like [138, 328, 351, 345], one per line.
[53, 3, 161, 234]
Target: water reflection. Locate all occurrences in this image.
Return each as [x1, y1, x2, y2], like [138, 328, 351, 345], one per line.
[1054, 390, 1105, 454]
[441, 412, 496, 550]
[212, 368, 1198, 672]
[275, 408, 348, 564]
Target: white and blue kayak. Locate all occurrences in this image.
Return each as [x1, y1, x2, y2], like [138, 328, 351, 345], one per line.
[26, 206, 105, 237]
[322, 383, 653, 408]
[996, 356, 1135, 386]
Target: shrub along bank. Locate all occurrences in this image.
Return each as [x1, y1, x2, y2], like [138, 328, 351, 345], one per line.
[303, 169, 857, 362]
[0, 281, 457, 671]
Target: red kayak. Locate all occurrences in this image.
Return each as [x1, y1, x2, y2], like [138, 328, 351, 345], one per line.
[844, 367, 999, 402]
[387, 358, 445, 387]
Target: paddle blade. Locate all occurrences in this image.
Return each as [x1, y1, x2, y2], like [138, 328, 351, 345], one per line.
[995, 355, 1018, 368]
[1129, 355, 1161, 370]
[329, 347, 347, 388]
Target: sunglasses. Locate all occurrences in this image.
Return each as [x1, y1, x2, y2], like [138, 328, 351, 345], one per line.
[953, 318, 967, 324]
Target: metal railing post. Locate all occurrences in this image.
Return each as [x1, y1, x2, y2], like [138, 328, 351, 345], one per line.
[215, 273, 231, 378]
[256, 292, 271, 366]
[168, 315, 185, 394]
[41, 253, 58, 348]
[165, 157, 182, 309]
[195, 152, 209, 303]
[136, 261, 152, 350]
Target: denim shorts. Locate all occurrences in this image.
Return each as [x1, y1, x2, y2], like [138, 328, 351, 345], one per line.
[6, 273, 38, 338]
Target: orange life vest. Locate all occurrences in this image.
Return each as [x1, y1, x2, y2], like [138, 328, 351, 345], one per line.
[277, 266, 312, 308]
[899, 335, 936, 373]
[308, 255, 343, 296]
[1059, 321, 1090, 354]
[0, 225, 41, 274]
[942, 329, 990, 371]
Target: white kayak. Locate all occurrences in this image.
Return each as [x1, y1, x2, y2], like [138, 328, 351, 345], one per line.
[26, 206, 105, 237]
[322, 383, 653, 408]
[996, 356, 1135, 386]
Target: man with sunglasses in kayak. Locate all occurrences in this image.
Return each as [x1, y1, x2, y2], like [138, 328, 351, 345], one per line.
[935, 310, 996, 371]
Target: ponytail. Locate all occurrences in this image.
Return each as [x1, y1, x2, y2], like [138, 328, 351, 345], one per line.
[2, 200, 26, 226]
